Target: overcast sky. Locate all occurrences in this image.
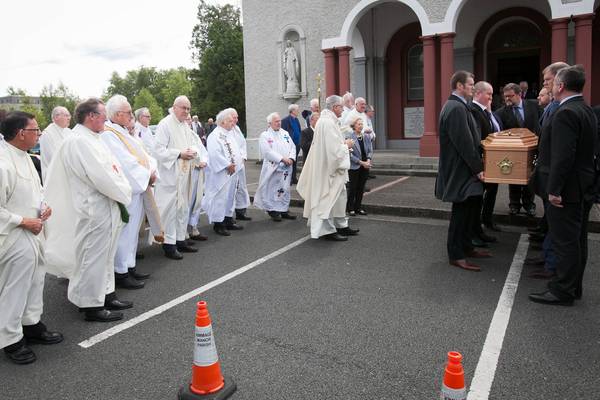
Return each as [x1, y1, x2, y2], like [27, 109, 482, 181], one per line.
[0, 0, 239, 98]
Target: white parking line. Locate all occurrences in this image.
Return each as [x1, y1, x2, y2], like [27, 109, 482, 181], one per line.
[364, 176, 409, 196]
[467, 234, 528, 400]
[79, 235, 311, 349]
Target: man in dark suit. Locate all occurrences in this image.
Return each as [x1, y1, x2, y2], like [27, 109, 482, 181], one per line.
[281, 104, 302, 184]
[529, 65, 598, 306]
[301, 111, 318, 162]
[469, 81, 503, 240]
[435, 71, 489, 272]
[496, 82, 542, 216]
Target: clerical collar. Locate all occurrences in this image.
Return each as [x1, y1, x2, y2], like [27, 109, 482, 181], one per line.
[559, 94, 583, 105]
[452, 92, 467, 104]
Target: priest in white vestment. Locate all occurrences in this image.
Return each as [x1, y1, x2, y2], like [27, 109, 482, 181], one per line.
[254, 112, 297, 222]
[228, 108, 252, 221]
[0, 111, 62, 364]
[153, 96, 205, 259]
[201, 109, 245, 236]
[297, 95, 359, 241]
[44, 98, 133, 322]
[39, 106, 73, 182]
[101, 95, 158, 289]
[134, 107, 156, 154]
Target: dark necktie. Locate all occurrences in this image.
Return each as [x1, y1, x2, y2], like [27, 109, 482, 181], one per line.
[484, 109, 495, 132]
[513, 106, 525, 128]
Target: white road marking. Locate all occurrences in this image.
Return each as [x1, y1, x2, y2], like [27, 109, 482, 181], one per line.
[467, 234, 528, 400]
[364, 176, 409, 196]
[246, 181, 259, 187]
[79, 235, 311, 349]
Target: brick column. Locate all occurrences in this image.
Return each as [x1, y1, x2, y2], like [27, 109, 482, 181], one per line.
[322, 48, 338, 97]
[439, 33, 455, 112]
[419, 35, 439, 157]
[337, 46, 353, 95]
[574, 13, 594, 102]
[550, 18, 569, 63]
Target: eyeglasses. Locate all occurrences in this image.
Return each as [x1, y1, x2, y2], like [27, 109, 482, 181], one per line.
[118, 110, 133, 115]
[21, 128, 41, 135]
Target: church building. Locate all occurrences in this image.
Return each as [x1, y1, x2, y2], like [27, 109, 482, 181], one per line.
[242, 0, 600, 157]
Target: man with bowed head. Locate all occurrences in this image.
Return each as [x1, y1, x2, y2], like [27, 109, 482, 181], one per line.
[0, 112, 62, 364]
[297, 95, 359, 241]
[44, 98, 133, 322]
[153, 96, 206, 260]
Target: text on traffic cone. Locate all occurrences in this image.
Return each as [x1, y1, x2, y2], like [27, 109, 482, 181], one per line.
[190, 301, 225, 395]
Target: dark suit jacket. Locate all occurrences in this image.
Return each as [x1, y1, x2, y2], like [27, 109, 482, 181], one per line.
[300, 126, 313, 159]
[543, 96, 598, 203]
[435, 95, 483, 203]
[496, 99, 541, 134]
[469, 102, 503, 142]
[281, 115, 301, 146]
[531, 101, 560, 197]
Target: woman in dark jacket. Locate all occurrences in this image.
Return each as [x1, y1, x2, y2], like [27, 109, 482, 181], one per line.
[346, 117, 373, 216]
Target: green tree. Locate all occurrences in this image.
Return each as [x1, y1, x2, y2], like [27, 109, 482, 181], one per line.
[190, 0, 245, 130]
[158, 68, 193, 111]
[40, 82, 79, 127]
[133, 88, 164, 125]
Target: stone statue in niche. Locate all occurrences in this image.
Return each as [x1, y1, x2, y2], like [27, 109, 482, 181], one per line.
[282, 40, 300, 94]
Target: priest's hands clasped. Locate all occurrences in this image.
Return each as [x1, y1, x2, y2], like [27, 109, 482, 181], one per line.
[281, 157, 293, 166]
[179, 148, 197, 160]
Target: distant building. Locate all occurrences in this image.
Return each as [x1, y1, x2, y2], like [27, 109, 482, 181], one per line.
[0, 95, 42, 111]
[242, 0, 600, 157]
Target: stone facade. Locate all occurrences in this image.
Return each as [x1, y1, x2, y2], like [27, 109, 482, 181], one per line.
[242, 0, 597, 158]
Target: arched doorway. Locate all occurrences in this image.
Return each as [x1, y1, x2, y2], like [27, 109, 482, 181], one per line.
[386, 22, 423, 140]
[473, 8, 551, 95]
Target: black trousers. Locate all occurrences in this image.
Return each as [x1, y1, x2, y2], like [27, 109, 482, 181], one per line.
[470, 195, 485, 239]
[347, 167, 369, 212]
[509, 184, 535, 210]
[291, 144, 300, 182]
[547, 200, 593, 300]
[481, 183, 498, 225]
[447, 196, 478, 260]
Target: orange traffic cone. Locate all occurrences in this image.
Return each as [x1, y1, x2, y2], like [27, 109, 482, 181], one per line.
[178, 301, 236, 400]
[440, 351, 467, 400]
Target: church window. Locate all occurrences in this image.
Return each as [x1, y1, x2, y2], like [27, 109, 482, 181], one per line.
[407, 44, 424, 101]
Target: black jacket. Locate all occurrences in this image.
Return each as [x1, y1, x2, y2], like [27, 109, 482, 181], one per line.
[541, 96, 598, 203]
[300, 126, 314, 159]
[469, 102, 503, 141]
[496, 99, 541, 134]
[435, 95, 483, 203]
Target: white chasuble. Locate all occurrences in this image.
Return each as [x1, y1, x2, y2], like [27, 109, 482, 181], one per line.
[44, 124, 132, 308]
[254, 128, 296, 212]
[296, 109, 350, 238]
[232, 125, 250, 210]
[0, 144, 45, 348]
[202, 126, 243, 223]
[101, 121, 153, 274]
[153, 114, 204, 244]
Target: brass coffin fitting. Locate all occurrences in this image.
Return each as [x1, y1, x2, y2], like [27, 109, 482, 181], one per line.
[497, 158, 513, 175]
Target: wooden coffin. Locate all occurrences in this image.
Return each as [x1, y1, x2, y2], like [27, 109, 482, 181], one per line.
[482, 128, 538, 184]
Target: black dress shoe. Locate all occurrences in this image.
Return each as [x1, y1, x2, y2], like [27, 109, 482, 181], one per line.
[268, 211, 282, 222]
[4, 343, 36, 365]
[236, 214, 252, 221]
[128, 267, 150, 280]
[323, 232, 348, 241]
[224, 217, 243, 230]
[479, 232, 497, 243]
[189, 233, 208, 241]
[509, 206, 520, 215]
[281, 212, 296, 220]
[176, 240, 198, 253]
[528, 290, 573, 306]
[213, 223, 231, 236]
[357, 209, 368, 216]
[164, 249, 184, 260]
[337, 227, 359, 236]
[471, 238, 489, 248]
[105, 298, 134, 310]
[135, 252, 145, 260]
[525, 206, 537, 217]
[84, 309, 124, 322]
[483, 223, 502, 232]
[115, 273, 145, 290]
[24, 330, 63, 345]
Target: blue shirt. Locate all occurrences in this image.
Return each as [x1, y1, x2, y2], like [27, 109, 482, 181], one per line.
[289, 116, 301, 145]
